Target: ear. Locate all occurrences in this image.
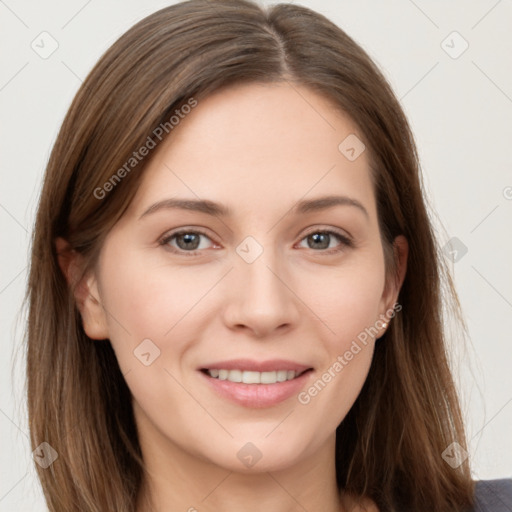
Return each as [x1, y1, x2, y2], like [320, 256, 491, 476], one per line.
[55, 237, 109, 340]
[379, 235, 408, 320]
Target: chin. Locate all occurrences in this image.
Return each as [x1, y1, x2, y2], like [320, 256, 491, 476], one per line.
[200, 429, 316, 474]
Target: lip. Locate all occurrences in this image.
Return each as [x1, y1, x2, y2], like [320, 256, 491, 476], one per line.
[198, 358, 312, 373]
[198, 359, 314, 408]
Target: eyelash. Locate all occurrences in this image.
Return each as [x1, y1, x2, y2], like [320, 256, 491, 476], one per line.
[159, 227, 354, 257]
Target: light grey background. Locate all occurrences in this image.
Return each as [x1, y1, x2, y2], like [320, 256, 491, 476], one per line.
[1, 0, 511, 510]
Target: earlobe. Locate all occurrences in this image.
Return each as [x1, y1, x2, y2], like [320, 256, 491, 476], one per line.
[379, 235, 408, 327]
[55, 237, 109, 340]
[78, 274, 110, 340]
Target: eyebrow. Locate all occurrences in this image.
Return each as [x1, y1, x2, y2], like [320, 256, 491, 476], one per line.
[139, 195, 369, 220]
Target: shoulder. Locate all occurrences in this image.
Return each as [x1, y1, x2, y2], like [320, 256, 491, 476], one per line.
[472, 479, 512, 512]
[340, 480, 512, 512]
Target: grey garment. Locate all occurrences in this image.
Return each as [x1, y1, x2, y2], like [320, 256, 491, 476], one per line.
[473, 479, 512, 512]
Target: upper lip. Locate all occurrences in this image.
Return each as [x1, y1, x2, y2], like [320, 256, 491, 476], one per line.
[199, 359, 313, 373]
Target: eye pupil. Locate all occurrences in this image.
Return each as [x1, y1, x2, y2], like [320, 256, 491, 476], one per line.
[308, 232, 330, 250]
[177, 233, 200, 250]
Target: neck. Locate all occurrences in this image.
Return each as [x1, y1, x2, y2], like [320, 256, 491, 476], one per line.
[134, 415, 344, 512]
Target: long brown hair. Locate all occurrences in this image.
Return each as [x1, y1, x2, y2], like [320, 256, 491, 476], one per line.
[26, 0, 474, 510]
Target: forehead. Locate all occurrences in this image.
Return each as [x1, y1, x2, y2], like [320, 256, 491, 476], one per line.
[128, 82, 376, 221]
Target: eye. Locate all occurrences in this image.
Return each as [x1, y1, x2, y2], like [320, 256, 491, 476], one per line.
[159, 227, 353, 256]
[160, 229, 216, 255]
[297, 229, 353, 254]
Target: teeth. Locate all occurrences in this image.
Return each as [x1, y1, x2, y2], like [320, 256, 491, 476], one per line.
[260, 371, 276, 384]
[276, 370, 287, 382]
[229, 369, 242, 383]
[206, 369, 299, 384]
[243, 371, 261, 384]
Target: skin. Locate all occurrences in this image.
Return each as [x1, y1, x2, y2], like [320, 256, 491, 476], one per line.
[58, 82, 407, 512]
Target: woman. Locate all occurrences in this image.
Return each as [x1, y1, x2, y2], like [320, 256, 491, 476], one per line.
[26, 0, 511, 511]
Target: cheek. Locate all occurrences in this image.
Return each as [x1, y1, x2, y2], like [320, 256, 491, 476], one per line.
[96, 260, 213, 428]
[97, 254, 216, 372]
[302, 255, 385, 345]
[293, 257, 384, 425]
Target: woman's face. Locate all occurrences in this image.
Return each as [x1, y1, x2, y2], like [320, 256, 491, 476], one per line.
[81, 82, 406, 474]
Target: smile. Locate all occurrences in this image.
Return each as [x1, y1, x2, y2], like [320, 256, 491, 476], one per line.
[203, 369, 307, 384]
[198, 359, 314, 408]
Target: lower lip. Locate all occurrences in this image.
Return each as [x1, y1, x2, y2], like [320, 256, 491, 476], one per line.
[200, 370, 313, 408]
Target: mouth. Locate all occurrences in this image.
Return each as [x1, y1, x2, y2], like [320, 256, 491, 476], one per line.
[200, 368, 311, 384]
[198, 359, 314, 408]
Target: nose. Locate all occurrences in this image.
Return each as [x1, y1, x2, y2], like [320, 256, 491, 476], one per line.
[222, 249, 301, 339]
